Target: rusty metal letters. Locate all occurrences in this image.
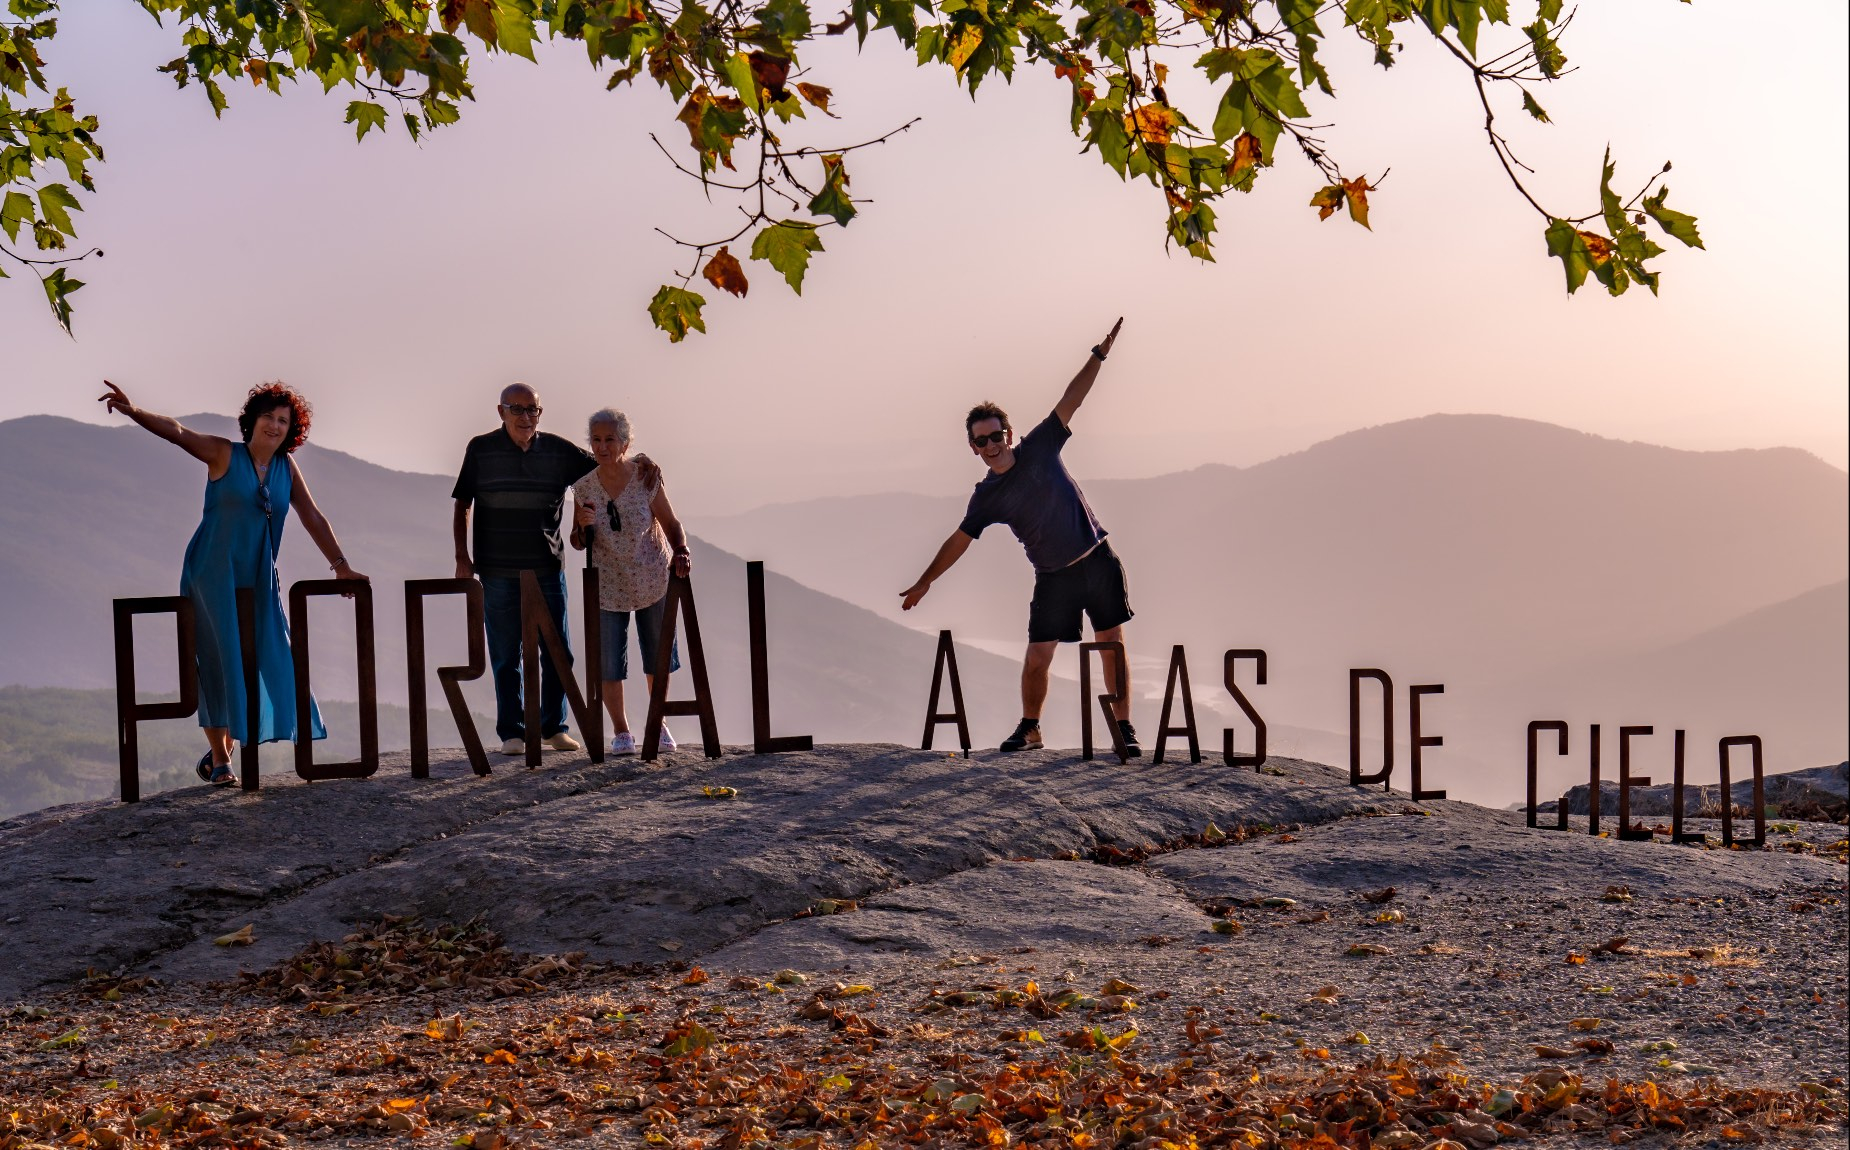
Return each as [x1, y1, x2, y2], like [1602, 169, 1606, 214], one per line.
[1152, 645, 1201, 765]
[1078, 641, 1129, 763]
[1525, 721, 1570, 830]
[405, 578, 489, 778]
[747, 561, 813, 755]
[113, 597, 199, 804]
[920, 630, 971, 754]
[1222, 649, 1267, 770]
[1348, 668, 1393, 788]
[289, 579, 379, 781]
[641, 573, 721, 759]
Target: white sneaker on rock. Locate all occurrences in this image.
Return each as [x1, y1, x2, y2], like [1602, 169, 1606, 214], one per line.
[609, 732, 636, 757]
[545, 731, 582, 752]
[498, 738, 525, 756]
[658, 725, 677, 751]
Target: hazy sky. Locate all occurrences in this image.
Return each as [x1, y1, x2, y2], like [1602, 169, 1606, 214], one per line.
[7, 2, 1847, 514]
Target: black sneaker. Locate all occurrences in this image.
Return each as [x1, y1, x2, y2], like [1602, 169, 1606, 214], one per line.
[1116, 720, 1143, 759]
[999, 720, 1043, 752]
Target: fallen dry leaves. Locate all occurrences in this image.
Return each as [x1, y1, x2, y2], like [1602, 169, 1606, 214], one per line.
[2, 919, 1844, 1150]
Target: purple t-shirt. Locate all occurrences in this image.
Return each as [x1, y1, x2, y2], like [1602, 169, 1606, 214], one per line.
[958, 411, 1107, 573]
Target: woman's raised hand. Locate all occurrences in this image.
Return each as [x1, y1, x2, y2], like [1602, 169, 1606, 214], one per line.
[97, 380, 134, 417]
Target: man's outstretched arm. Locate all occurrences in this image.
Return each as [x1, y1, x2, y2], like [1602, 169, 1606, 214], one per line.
[1053, 317, 1124, 427]
[900, 530, 975, 610]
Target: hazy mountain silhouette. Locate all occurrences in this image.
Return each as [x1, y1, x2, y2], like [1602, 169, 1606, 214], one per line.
[0, 413, 1031, 751]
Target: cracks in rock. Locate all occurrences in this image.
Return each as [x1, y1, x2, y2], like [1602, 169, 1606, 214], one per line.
[103, 758, 664, 986]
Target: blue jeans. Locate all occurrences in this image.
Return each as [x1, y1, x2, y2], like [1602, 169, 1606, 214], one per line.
[482, 572, 572, 742]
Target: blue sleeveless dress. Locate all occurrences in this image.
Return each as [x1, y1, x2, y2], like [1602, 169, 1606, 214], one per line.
[180, 443, 326, 744]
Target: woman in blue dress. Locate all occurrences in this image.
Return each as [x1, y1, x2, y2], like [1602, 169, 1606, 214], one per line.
[99, 381, 369, 785]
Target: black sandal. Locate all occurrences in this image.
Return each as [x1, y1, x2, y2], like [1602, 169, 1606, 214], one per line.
[195, 751, 213, 783]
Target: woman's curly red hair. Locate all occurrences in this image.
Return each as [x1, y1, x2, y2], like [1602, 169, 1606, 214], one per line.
[237, 382, 312, 454]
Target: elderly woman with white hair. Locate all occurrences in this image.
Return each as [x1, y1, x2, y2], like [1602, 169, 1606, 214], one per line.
[568, 408, 692, 755]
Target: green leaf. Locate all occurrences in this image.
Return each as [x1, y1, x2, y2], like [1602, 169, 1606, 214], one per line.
[1, 190, 34, 243]
[35, 183, 80, 234]
[1642, 186, 1704, 249]
[42, 266, 82, 335]
[494, 1, 539, 60]
[1544, 217, 1591, 294]
[1598, 147, 1627, 239]
[749, 220, 825, 293]
[807, 154, 856, 225]
[344, 100, 388, 141]
[648, 285, 707, 342]
[723, 54, 762, 113]
[1520, 90, 1550, 123]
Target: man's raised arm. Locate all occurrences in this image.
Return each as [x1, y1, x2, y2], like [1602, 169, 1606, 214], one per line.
[900, 530, 974, 611]
[1053, 317, 1124, 427]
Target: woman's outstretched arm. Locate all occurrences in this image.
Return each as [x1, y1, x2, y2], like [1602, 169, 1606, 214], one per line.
[98, 380, 233, 479]
[286, 456, 368, 583]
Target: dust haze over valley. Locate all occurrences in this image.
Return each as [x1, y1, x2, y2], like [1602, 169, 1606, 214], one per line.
[0, 410, 1842, 814]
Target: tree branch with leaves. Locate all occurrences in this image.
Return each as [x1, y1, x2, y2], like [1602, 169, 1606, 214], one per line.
[5, 0, 1703, 340]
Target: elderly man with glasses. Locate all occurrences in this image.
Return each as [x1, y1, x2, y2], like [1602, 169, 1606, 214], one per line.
[453, 384, 655, 756]
[899, 319, 1138, 756]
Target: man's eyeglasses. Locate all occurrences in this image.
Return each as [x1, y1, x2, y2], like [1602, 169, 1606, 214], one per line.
[503, 403, 542, 418]
[970, 430, 1008, 447]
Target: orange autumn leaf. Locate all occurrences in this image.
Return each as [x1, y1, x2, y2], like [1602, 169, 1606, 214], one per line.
[1342, 176, 1373, 229]
[1580, 230, 1614, 263]
[1124, 104, 1177, 146]
[483, 1048, 516, 1065]
[703, 247, 749, 298]
[795, 82, 834, 115]
[683, 966, 711, 986]
[1228, 131, 1264, 180]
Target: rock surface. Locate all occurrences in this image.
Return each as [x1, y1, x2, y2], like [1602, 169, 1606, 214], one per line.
[3, 743, 1846, 1110]
[1545, 761, 1848, 818]
[3, 744, 1842, 1004]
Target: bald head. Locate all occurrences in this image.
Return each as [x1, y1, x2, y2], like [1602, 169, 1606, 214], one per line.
[497, 382, 542, 449]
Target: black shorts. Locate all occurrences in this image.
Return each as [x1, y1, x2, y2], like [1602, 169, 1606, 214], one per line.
[1027, 541, 1134, 643]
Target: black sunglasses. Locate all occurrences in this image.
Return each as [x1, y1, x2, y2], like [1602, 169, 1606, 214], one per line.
[605, 500, 621, 533]
[970, 430, 1008, 447]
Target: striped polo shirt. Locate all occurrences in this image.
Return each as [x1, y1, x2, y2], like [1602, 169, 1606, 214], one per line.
[451, 428, 597, 577]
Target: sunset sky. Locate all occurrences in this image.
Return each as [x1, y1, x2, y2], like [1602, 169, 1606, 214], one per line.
[7, 2, 1846, 515]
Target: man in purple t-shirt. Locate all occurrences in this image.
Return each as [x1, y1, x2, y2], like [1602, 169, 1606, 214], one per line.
[900, 319, 1138, 755]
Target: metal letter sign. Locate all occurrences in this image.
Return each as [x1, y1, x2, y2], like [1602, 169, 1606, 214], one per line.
[641, 573, 721, 760]
[113, 597, 199, 804]
[1717, 735, 1766, 848]
[1348, 668, 1392, 788]
[1617, 725, 1654, 841]
[747, 561, 813, 754]
[1408, 684, 1446, 801]
[1152, 645, 1201, 765]
[1223, 650, 1266, 770]
[921, 630, 971, 754]
[289, 579, 379, 781]
[518, 569, 604, 768]
[405, 578, 489, 777]
[1078, 641, 1130, 763]
[236, 588, 260, 791]
[1668, 729, 1705, 844]
[1525, 721, 1570, 830]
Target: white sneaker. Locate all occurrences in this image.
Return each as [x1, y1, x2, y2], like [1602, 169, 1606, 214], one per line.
[545, 731, 582, 752]
[658, 724, 677, 751]
[609, 731, 636, 757]
[498, 737, 525, 756]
